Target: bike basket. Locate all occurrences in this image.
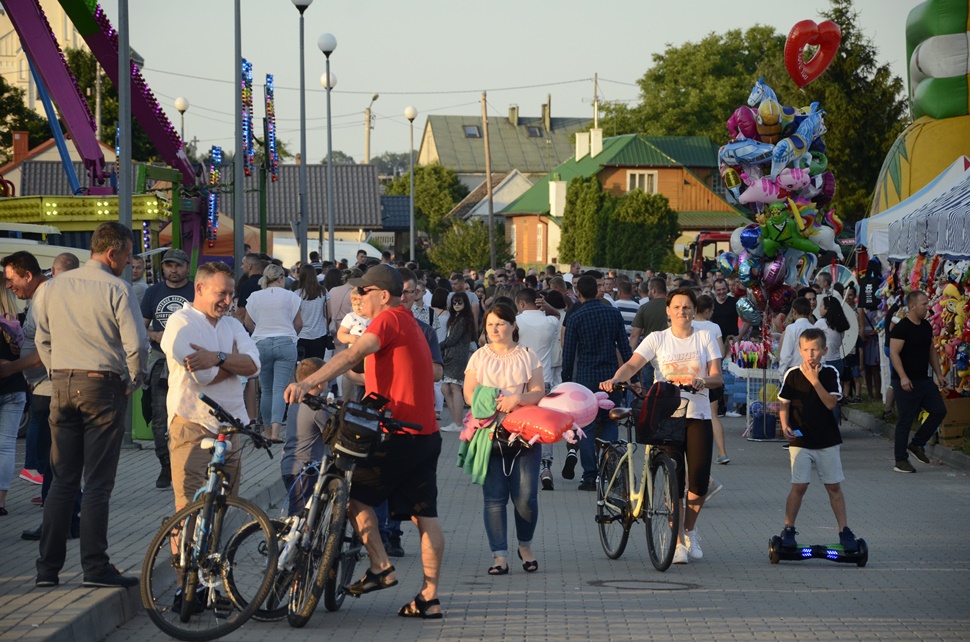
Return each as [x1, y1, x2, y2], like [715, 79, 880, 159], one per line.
[633, 382, 687, 446]
[333, 401, 383, 458]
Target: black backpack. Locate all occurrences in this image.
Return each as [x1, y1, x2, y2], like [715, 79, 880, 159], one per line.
[633, 382, 687, 446]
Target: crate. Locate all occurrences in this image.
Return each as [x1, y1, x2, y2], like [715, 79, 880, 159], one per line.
[921, 397, 970, 448]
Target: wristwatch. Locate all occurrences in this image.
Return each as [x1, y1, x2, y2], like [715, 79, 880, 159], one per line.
[216, 352, 227, 367]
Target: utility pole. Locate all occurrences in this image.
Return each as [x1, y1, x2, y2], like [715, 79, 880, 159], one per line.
[593, 72, 599, 129]
[95, 62, 101, 139]
[481, 91, 495, 270]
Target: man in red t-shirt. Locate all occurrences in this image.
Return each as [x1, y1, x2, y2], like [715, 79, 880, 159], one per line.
[284, 265, 443, 618]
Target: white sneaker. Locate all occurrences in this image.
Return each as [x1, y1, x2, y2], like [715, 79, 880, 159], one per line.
[705, 480, 723, 502]
[685, 529, 703, 560]
[725, 411, 742, 418]
[672, 543, 689, 564]
[440, 422, 460, 432]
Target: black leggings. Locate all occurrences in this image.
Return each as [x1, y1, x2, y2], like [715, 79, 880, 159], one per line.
[667, 419, 713, 498]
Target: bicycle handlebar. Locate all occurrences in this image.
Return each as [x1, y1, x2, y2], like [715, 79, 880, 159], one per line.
[198, 393, 274, 458]
[300, 393, 424, 434]
[612, 381, 700, 397]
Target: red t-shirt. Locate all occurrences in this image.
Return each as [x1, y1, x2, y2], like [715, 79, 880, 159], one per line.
[363, 305, 438, 435]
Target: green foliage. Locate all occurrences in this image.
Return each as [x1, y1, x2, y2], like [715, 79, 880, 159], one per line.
[318, 150, 355, 165]
[0, 75, 51, 165]
[660, 250, 689, 274]
[426, 220, 512, 274]
[596, 0, 907, 227]
[368, 151, 412, 177]
[559, 175, 613, 265]
[64, 48, 159, 162]
[605, 191, 679, 270]
[384, 163, 468, 236]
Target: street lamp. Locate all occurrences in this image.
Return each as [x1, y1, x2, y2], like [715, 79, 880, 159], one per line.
[292, 0, 313, 266]
[364, 93, 378, 164]
[404, 105, 417, 263]
[319, 32, 337, 263]
[174, 96, 189, 141]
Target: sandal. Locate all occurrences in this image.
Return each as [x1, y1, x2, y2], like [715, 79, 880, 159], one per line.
[517, 549, 538, 573]
[487, 563, 509, 576]
[344, 565, 397, 597]
[398, 593, 443, 619]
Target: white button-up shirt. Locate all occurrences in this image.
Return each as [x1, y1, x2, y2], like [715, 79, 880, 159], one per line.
[161, 304, 261, 433]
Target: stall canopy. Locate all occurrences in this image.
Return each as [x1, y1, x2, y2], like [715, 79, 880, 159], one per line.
[857, 155, 970, 262]
[159, 213, 272, 258]
[888, 168, 970, 261]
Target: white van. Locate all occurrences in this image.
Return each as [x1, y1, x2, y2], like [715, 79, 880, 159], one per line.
[0, 224, 90, 270]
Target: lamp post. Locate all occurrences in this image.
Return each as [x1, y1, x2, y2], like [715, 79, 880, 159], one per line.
[404, 105, 417, 263]
[292, 0, 312, 266]
[319, 33, 337, 263]
[363, 93, 378, 164]
[174, 96, 189, 141]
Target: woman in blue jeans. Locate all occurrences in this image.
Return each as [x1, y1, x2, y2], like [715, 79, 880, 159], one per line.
[463, 303, 545, 575]
[243, 264, 303, 442]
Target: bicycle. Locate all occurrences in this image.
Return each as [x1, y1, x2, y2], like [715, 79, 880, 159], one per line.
[594, 381, 692, 571]
[140, 394, 278, 642]
[283, 391, 420, 628]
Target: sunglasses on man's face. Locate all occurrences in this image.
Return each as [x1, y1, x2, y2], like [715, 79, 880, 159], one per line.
[356, 286, 380, 296]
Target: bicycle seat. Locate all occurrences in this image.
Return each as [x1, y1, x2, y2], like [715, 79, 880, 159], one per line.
[609, 407, 633, 421]
[201, 437, 233, 452]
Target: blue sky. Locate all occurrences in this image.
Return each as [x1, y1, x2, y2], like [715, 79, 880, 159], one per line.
[102, 0, 914, 163]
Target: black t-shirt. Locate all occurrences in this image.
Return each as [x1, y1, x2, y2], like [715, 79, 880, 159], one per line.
[236, 274, 262, 309]
[0, 333, 27, 395]
[141, 281, 195, 351]
[890, 317, 932, 381]
[710, 295, 739, 340]
[779, 364, 843, 449]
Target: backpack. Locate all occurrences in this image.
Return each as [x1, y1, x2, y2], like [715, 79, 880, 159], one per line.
[633, 382, 687, 446]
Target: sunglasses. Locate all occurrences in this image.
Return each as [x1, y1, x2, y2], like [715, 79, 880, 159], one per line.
[356, 286, 380, 296]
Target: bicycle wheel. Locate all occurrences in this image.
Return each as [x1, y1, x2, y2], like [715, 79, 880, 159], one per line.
[287, 478, 347, 628]
[645, 451, 681, 572]
[596, 445, 631, 559]
[141, 496, 279, 642]
[225, 518, 293, 622]
[323, 509, 360, 611]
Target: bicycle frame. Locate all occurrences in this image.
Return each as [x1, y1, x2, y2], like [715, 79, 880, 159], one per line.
[600, 423, 663, 523]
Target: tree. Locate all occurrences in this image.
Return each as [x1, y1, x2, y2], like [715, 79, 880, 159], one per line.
[597, 0, 907, 226]
[384, 163, 468, 236]
[0, 75, 55, 165]
[605, 190, 679, 270]
[318, 149, 355, 165]
[369, 151, 412, 177]
[64, 48, 159, 162]
[559, 175, 613, 265]
[426, 220, 512, 274]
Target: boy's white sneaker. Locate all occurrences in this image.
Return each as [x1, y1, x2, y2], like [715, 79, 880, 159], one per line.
[685, 529, 703, 560]
[672, 542, 689, 564]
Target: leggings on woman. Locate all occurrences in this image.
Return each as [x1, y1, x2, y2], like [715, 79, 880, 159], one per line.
[668, 419, 713, 498]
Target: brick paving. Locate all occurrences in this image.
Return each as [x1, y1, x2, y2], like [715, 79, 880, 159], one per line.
[2, 417, 969, 641]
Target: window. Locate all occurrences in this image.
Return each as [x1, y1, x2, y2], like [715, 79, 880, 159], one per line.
[627, 170, 658, 194]
[536, 223, 544, 262]
[463, 125, 481, 138]
[527, 126, 543, 138]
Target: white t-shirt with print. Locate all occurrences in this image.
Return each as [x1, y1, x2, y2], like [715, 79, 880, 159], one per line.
[634, 328, 721, 419]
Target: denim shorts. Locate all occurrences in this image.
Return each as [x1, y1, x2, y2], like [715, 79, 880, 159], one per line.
[789, 444, 844, 485]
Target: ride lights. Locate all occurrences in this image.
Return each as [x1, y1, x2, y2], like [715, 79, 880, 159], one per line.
[208, 146, 222, 246]
[265, 74, 279, 181]
[242, 59, 255, 177]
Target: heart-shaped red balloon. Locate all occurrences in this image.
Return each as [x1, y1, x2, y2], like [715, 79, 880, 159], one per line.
[784, 20, 842, 88]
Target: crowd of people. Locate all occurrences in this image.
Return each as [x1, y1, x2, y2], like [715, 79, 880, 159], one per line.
[0, 228, 947, 619]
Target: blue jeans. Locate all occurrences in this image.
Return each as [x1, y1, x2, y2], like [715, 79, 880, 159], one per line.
[580, 393, 620, 482]
[0, 391, 28, 491]
[257, 336, 298, 425]
[483, 443, 541, 557]
[893, 378, 947, 462]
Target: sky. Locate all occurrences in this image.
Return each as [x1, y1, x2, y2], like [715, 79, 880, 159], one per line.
[98, 0, 916, 165]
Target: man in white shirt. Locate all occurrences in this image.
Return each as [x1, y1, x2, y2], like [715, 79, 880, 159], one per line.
[514, 288, 562, 490]
[613, 281, 640, 337]
[160, 262, 261, 512]
[778, 297, 816, 376]
[563, 261, 581, 284]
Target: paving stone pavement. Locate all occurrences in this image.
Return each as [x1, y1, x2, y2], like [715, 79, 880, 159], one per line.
[3, 417, 969, 641]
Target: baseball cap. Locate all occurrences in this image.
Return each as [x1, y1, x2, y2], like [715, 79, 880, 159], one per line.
[162, 248, 189, 265]
[348, 264, 403, 297]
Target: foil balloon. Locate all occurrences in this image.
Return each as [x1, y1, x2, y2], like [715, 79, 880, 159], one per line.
[783, 249, 818, 289]
[738, 256, 761, 287]
[784, 20, 842, 89]
[717, 252, 739, 276]
[730, 226, 745, 254]
[747, 284, 768, 311]
[768, 284, 796, 313]
[762, 255, 787, 288]
[736, 297, 763, 325]
[740, 224, 762, 251]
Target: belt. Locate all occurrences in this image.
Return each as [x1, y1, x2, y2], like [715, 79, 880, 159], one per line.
[51, 369, 122, 380]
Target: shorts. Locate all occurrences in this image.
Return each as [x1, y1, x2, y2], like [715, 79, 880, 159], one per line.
[708, 386, 724, 403]
[789, 444, 844, 485]
[350, 431, 442, 520]
[169, 415, 242, 510]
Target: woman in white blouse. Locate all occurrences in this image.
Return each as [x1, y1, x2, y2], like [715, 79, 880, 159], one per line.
[243, 264, 303, 442]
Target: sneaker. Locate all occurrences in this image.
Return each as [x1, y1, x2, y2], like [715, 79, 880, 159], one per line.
[577, 480, 596, 491]
[780, 525, 797, 548]
[155, 467, 172, 490]
[839, 527, 859, 553]
[908, 443, 930, 464]
[714, 455, 731, 465]
[82, 565, 139, 588]
[684, 529, 703, 560]
[172, 588, 206, 615]
[540, 467, 554, 491]
[386, 537, 405, 558]
[35, 574, 59, 587]
[561, 451, 578, 480]
[705, 480, 723, 502]
[894, 460, 916, 473]
[672, 543, 689, 564]
[19, 468, 43, 485]
[716, 411, 726, 418]
[439, 422, 461, 433]
[31, 496, 43, 505]
[725, 411, 742, 418]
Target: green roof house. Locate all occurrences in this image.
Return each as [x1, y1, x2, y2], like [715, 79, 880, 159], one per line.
[501, 131, 751, 266]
